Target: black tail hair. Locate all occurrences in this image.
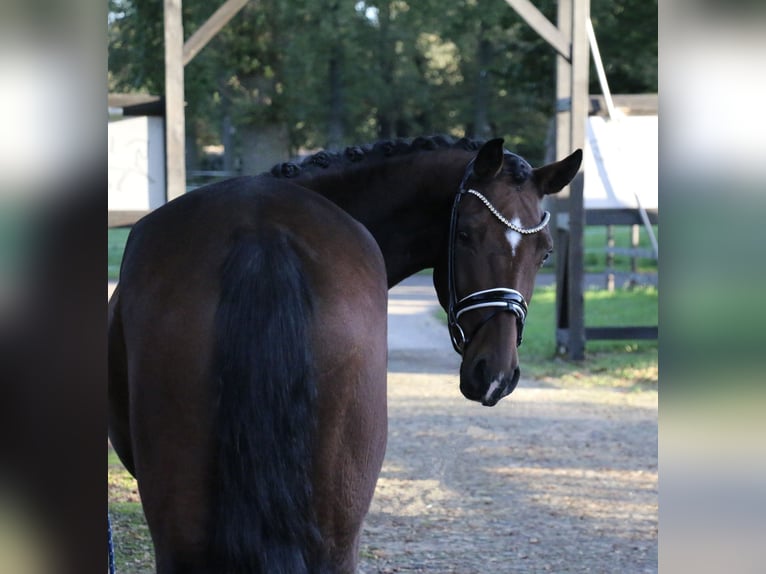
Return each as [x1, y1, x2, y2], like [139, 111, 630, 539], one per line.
[212, 227, 328, 573]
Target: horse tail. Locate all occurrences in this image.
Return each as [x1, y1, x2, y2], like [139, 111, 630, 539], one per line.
[211, 227, 328, 573]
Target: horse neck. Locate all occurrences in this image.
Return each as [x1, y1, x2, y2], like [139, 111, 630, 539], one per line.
[297, 148, 472, 287]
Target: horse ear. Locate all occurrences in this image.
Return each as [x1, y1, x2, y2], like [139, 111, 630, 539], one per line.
[532, 149, 583, 196]
[472, 138, 505, 180]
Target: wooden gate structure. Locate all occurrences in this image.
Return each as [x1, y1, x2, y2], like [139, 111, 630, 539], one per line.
[505, 0, 657, 360]
[108, 0, 249, 228]
[502, 0, 593, 359]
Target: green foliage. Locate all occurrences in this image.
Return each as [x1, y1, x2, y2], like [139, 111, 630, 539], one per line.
[108, 0, 656, 165]
[108, 0, 164, 94]
[590, 0, 658, 93]
[108, 227, 129, 280]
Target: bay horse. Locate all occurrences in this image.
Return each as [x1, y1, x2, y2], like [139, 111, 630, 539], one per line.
[108, 136, 581, 573]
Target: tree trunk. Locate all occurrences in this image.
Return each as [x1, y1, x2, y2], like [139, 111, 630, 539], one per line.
[221, 112, 236, 172]
[473, 24, 493, 140]
[327, 45, 345, 148]
[185, 120, 200, 172]
[377, 2, 395, 140]
[238, 122, 289, 175]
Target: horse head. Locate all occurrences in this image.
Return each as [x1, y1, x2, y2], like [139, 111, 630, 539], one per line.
[434, 139, 582, 406]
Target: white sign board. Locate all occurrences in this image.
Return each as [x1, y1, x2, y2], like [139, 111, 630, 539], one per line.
[584, 115, 658, 210]
[108, 116, 166, 211]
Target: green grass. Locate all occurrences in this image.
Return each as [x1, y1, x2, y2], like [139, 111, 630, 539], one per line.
[582, 224, 657, 274]
[522, 285, 657, 390]
[109, 447, 154, 573]
[536, 224, 658, 276]
[110, 502, 154, 574]
[108, 228, 130, 280]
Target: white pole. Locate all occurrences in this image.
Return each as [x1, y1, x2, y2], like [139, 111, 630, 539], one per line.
[164, 0, 186, 201]
[586, 18, 616, 120]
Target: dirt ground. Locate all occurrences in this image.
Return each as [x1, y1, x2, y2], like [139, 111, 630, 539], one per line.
[356, 277, 658, 574]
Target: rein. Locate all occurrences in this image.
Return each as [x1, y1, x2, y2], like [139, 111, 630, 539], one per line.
[446, 163, 550, 356]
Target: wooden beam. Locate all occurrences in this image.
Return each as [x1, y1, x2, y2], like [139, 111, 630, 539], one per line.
[164, 0, 186, 201]
[183, 0, 250, 66]
[586, 208, 658, 226]
[555, 0, 572, 165]
[585, 326, 658, 340]
[554, 0, 572, 353]
[570, 0, 590, 155]
[564, 0, 591, 360]
[502, 0, 571, 60]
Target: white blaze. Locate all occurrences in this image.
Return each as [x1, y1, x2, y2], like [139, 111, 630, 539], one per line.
[505, 217, 523, 256]
[485, 376, 504, 403]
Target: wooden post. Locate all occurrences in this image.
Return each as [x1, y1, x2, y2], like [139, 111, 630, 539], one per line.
[183, 0, 250, 66]
[554, 0, 572, 353]
[164, 0, 186, 201]
[565, 0, 590, 360]
[630, 223, 640, 288]
[606, 224, 615, 291]
[502, 0, 570, 58]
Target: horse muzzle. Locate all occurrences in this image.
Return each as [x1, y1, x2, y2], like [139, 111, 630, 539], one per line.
[460, 359, 521, 407]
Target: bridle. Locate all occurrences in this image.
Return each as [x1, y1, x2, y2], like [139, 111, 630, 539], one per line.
[446, 158, 551, 355]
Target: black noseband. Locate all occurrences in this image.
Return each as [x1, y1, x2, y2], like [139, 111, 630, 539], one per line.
[449, 287, 528, 354]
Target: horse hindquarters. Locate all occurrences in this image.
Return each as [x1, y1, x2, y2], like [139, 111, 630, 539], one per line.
[308, 233, 389, 574]
[311, 308, 388, 573]
[107, 286, 135, 476]
[212, 216, 388, 574]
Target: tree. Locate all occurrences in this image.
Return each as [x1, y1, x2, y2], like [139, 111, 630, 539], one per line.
[590, 0, 657, 93]
[108, 0, 657, 171]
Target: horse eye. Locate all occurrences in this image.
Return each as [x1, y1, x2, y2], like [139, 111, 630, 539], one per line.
[457, 230, 470, 242]
[541, 250, 553, 265]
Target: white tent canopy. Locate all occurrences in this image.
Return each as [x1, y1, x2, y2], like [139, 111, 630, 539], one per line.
[583, 114, 658, 211]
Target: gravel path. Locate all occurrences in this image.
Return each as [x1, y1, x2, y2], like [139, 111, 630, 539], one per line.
[359, 275, 658, 573]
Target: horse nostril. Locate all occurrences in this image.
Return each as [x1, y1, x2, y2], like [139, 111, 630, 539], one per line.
[506, 366, 521, 395]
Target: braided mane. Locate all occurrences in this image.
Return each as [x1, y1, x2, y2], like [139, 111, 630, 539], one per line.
[269, 135, 484, 179]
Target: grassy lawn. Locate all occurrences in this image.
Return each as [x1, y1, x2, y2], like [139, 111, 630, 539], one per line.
[520, 285, 657, 390]
[109, 449, 154, 573]
[108, 228, 130, 280]
[535, 224, 658, 276]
